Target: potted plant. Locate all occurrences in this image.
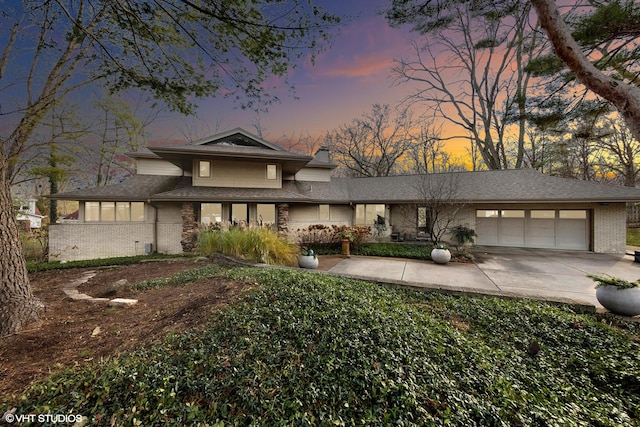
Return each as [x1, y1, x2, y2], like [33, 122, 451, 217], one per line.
[299, 247, 319, 269]
[430, 243, 451, 265]
[450, 225, 477, 250]
[587, 274, 640, 316]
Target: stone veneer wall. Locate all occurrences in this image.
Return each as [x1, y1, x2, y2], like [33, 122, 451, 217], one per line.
[180, 202, 198, 252]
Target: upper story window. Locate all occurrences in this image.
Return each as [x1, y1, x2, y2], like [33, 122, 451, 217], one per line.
[198, 160, 211, 178]
[266, 164, 277, 180]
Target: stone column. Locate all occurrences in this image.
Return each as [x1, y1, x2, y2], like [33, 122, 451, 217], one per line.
[180, 202, 198, 252]
[277, 203, 289, 235]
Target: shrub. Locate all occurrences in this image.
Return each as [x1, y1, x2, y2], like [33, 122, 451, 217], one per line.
[297, 224, 372, 248]
[198, 227, 297, 266]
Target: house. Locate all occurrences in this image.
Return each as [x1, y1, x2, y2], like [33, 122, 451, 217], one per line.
[48, 128, 640, 261]
[16, 198, 46, 230]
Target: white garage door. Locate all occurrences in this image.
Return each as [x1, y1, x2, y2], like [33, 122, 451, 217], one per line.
[476, 209, 589, 250]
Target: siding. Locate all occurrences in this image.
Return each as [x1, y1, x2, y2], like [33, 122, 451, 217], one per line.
[294, 168, 332, 182]
[193, 160, 281, 188]
[137, 158, 183, 176]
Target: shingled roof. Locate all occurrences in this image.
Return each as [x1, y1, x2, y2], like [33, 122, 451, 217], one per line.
[49, 169, 640, 204]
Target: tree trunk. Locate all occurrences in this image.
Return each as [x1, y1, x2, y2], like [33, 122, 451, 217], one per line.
[531, 0, 640, 144]
[0, 155, 42, 337]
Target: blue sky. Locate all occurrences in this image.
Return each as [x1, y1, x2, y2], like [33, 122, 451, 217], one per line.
[147, 0, 419, 146]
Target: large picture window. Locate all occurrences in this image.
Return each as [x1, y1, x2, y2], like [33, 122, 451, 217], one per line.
[355, 204, 385, 225]
[201, 203, 222, 225]
[85, 201, 144, 222]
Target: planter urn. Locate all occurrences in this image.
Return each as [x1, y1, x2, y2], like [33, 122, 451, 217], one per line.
[298, 255, 319, 269]
[341, 238, 351, 257]
[431, 247, 451, 264]
[596, 285, 640, 316]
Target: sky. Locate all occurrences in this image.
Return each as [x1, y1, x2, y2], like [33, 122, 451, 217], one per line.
[147, 0, 422, 148]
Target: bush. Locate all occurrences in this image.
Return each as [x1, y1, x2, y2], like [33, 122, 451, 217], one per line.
[198, 227, 297, 266]
[297, 224, 372, 248]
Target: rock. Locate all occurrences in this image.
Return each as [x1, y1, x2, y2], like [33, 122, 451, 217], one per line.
[108, 298, 138, 307]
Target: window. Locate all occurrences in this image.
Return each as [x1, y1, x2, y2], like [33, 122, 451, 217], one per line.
[418, 207, 432, 232]
[198, 160, 211, 178]
[318, 204, 330, 220]
[257, 204, 276, 226]
[501, 210, 525, 218]
[476, 210, 499, 218]
[231, 203, 248, 225]
[355, 204, 385, 225]
[101, 202, 115, 222]
[560, 210, 587, 219]
[116, 202, 131, 222]
[531, 210, 555, 219]
[84, 201, 144, 222]
[85, 202, 100, 222]
[266, 164, 277, 180]
[201, 203, 222, 225]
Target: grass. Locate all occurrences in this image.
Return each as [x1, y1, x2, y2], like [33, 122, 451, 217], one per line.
[628, 227, 640, 246]
[198, 227, 298, 266]
[26, 253, 185, 273]
[5, 267, 639, 426]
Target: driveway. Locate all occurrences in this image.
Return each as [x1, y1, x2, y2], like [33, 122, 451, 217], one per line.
[325, 247, 640, 310]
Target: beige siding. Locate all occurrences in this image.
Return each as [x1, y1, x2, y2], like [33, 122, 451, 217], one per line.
[137, 158, 183, 176]
[294, 168, 332, 182]
[193, 160, 281, 188]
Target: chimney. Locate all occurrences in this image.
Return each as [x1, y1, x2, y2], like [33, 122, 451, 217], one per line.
[314, 146, 331, 163]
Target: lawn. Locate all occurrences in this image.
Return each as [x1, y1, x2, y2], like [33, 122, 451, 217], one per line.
[4, 266, 639, 426]
[628, 227, 640, 246]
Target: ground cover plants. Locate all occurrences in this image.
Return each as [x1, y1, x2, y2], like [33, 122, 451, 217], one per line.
[4, 266, 639, 426]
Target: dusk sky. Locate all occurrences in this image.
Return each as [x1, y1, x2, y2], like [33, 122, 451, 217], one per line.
[149, 0, 422, 148]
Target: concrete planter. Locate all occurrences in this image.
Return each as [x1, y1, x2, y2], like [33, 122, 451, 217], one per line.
[299, 255, 319, 269]
[430, 248, 451, 264]
[596, 285, 640, 316]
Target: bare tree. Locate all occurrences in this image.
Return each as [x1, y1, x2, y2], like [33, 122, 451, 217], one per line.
[413, 173, 467, 245]
[388, 1, 538, 170]
[594, 119, 640, 187]
[276, 131, 323, 156]
[325, 103, 420, 177]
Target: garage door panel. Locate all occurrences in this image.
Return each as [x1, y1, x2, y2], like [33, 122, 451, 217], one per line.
[528, 218, 556, 248]
[476, 217, 498, 245]
[499, 218, 525, 246]
[557, 219, 588, 250]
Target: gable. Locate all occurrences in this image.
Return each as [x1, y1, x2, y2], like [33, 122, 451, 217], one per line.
[189, 127, 285, 151]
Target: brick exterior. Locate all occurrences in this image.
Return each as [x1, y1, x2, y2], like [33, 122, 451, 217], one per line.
[49, 223, 155, 261]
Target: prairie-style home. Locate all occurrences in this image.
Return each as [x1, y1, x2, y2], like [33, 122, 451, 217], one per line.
[49, 128, 640, 261]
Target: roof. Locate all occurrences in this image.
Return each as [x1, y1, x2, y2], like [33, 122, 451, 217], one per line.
[48, 168, 640, 204]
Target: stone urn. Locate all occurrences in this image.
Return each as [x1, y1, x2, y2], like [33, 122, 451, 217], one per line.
[596, 286, 640, 316]
[299, 248, 319, 269]
[430, 247, 451, 264]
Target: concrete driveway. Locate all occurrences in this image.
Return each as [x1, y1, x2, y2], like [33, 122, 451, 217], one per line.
[326, 247, 640, 310]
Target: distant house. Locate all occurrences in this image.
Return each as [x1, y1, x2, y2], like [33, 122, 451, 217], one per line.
[16, 199, 45, 230]
[48, 128, 640, 261]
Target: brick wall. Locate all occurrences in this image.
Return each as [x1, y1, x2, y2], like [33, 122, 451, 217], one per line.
[49, 223, 183, 261]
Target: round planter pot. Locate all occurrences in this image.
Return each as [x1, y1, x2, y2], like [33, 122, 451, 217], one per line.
[299, 255, 319, 269]
[596, 285, 640, 316]
[431, 248, 451, 264]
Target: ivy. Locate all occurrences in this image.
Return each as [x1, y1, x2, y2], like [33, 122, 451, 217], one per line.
[4, 268, 639, 426]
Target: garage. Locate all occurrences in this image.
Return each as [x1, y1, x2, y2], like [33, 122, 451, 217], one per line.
[475, 209, 589, 250]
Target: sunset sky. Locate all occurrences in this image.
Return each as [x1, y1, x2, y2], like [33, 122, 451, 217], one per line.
[148, 0, 424, 148]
